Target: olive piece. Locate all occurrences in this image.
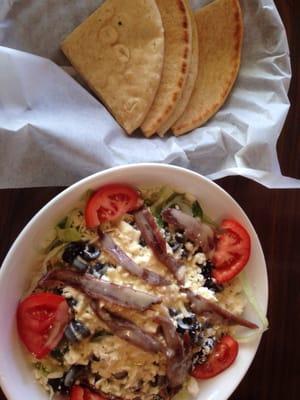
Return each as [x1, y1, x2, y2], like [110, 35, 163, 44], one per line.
[174, 232, 185, 243]
[65, 320, 91, 343]
[168, 240, 181, 252]
[62, 242, 100, 271]
[168, 308, 178, 317]
[72, 256, 89, 272]
[62, 242, 85, 264]
[66, 297, 78, 308]
[200, 261, 223, 293]
[139, 237, 147, 247]
[204, 277, 223, 293]
[176, 314, 203, 345]
[50, 339, 69, 362]
[88, 262, 109, 278]
[64, 365, 87, 388]
[47, 377, 69, 395]
[82, 244, 100, 261]
[192, 337, 216, 365]
[176, 314, 199, 334]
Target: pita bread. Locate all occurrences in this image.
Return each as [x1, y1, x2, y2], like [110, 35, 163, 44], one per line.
[61, 0, 164, 134]
[141, 0, 193, 137]
[157, 2, 199, 137]
[172, 0, 243, 136]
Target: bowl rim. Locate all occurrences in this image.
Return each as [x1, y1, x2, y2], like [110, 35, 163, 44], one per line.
[0, 163, 268, 400]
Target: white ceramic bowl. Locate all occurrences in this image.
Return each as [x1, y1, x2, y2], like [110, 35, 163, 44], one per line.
[0, 164, 268, 400]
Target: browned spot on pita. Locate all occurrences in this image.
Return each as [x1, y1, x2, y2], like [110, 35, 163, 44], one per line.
[181, 62, 187, 74]
[178, 77, 184, 88]
[177, 0, 185, 12]
[183, 30, 189, 43]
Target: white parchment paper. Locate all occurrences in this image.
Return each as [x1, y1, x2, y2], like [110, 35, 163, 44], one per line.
[0, 0, 299, 188]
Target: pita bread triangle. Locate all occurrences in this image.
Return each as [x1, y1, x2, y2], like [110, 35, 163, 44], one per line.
[172, 0, 243, 136]
[157, 1, 199, 137]
[61, 0, 164, 134]
[141, 0, 193, 137]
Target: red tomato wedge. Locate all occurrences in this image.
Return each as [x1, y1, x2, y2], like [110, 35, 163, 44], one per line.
[17, 292, 69, 359]
[212, 219, 251, 283]
[85, 390, 106, 400]
[85, 184, 141, 228]
[70, 386, 85, 400]
[71, 386, 106, 400]
[191, 335, 238, 379]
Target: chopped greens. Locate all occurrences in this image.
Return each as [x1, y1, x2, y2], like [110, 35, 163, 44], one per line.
[232, 271, 269, 343]
[44, 238, 63, 253]
[239, 271, 269, 331]
[56, 216, 68, 229]
[44, 208, 97, 256]
[202, 214, 218, 228]
[150, 186, 178, 216]
[50, 341, 69, 363]
[33, 362, 50, 376]
[192, 201, 203, 219]
[80, 188, 94, 203]
[148, 186, 214, 225]
[56, 226, 81, 242]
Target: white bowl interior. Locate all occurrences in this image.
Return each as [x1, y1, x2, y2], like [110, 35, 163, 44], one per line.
[0, 164, 268, 400]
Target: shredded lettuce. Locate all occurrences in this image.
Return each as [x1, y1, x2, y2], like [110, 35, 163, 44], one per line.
[165, 194, 193, 215]
[202, 213, 218, 227]
[41, 207, 97, 267]
[33, 362, 50, 376]
[150, 186, 195, 217]
[56, 226, 81, 242]
[150, 186, 178, 215]
[80, 188, 94, 203]
[60, 208, 96, 241]
[149, 186, 216, 228]
[66, 208, 96, 240]
[56, 216, 68, 229]
[42, 243, 66, 269]
[234, 271, 269, 342]
[192, 200, 203, 219]
[173, 389, 190, 400]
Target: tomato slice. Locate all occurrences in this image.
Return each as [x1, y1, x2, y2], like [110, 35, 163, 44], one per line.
[17, 292, 69, 359]
[71, 386, 106, 400]
[70, 386, 85, 400]
[212, 219, 251, 283]
[191, 335, 238, 379]
[85, 390, 106, 400]
[85, 184, 141, 228]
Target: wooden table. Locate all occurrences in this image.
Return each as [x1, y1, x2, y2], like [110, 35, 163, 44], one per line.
[0, 0, 299, 399]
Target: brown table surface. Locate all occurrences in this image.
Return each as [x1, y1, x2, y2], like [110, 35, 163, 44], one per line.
[0, 0, 299, 399]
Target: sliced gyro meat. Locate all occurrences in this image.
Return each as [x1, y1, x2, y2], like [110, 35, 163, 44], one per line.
[39, 269, 161, 311]
[156, 312, 193, 389]
[162, 208, 215, 254]
[97, 230, 170, 286]
[185, 289, 258, 329]
[92, 303, 165, 354]
[134, 208, 185, 283]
